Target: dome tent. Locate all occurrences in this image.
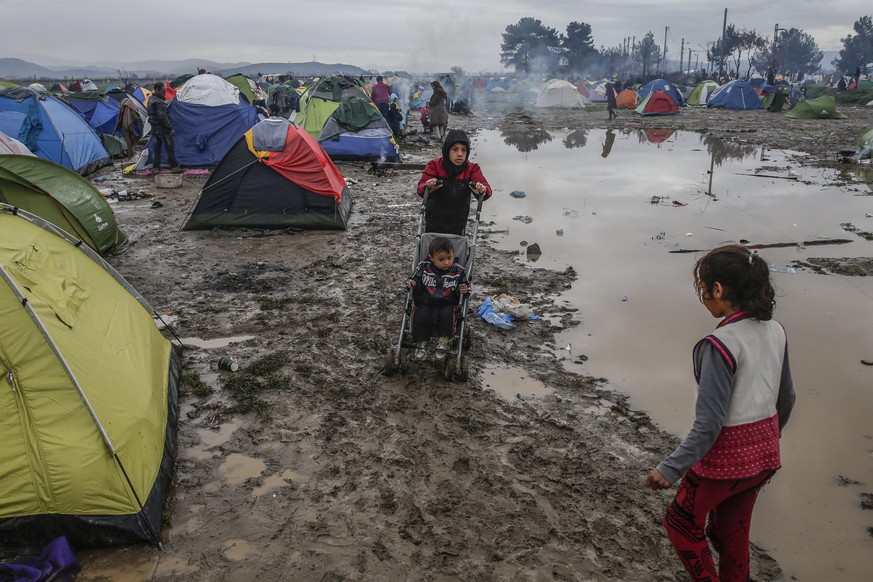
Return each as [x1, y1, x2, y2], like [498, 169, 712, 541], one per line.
[142, 74, 258, 168]
[0, 154, 127, 254]
[317, 96, 400, 161]
[0, 204, 180, 548]
[707, 80, 764, 110]
[535, 79, 590, 108]
[634, 91, 680, 116]
[183, 118, 352, 230]
[0, 87, 111, 175]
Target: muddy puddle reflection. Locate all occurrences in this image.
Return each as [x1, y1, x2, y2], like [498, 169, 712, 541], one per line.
[474, 128, 873, 580]
[484, 365, 553, 400]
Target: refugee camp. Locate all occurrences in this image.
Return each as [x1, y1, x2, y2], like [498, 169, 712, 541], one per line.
[2, 2, 873, 581]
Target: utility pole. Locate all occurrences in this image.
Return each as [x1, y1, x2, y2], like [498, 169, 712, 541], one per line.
[680, 38, 685, 77]
[718, 8, 727, 81]
[631, 36, 636, 78]
[663, 27, 669, 75]
[688, 47, 692, 75]
[773, 23, 779, 76]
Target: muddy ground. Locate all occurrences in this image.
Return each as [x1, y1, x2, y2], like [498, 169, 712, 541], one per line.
[74, 103, 873, 581]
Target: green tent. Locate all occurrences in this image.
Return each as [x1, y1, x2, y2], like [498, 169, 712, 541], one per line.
[225, 73, 258, 104]
[786, 95, 847, 119]
[0, 204, 180, 547]
[687, 80, 719, 106]
[295, 75, 373, 138]
[0, 155, 127, 254]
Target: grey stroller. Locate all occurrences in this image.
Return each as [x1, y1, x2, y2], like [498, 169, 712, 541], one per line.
[384, 188, 485, 381]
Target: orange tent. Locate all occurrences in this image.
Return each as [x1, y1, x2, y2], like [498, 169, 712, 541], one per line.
[616, 89, 640, 109]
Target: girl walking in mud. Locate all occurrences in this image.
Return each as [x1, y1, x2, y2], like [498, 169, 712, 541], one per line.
[645, 244, 796, 581]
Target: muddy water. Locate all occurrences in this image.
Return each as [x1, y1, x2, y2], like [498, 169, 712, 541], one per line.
[473, 128, 873, 580]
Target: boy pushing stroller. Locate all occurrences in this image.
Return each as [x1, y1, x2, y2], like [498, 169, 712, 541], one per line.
[417, 129, 491, 235]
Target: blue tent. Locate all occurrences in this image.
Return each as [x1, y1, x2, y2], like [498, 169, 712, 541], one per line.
[638, 79, 685, 106]
[146, 100, 259, 167]
[64, 93, 120, 135]
[0, 87, 111, 175]
[707, 80, 764, 110]
[317, 96, 400, 162]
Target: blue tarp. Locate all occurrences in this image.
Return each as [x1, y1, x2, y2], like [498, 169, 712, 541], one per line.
[707, 80, 764, 110]
[146, 98, 258, 167]
[0, 88, 111, 175]
[638, 79, 685, 106]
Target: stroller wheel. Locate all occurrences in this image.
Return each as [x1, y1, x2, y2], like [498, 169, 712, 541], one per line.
[457, 356, 469, 382]
[383, 348, 397, 376]
[444, 357, 456, 381]
[399, 348, 411, 374]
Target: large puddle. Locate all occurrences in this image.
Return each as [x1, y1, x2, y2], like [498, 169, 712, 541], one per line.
[473, 128, 873, 580]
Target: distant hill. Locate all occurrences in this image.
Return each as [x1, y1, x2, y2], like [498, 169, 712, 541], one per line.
[213, 62, 367, 78]
[0, 58, 56, 79]
[1, 57, 368, 81]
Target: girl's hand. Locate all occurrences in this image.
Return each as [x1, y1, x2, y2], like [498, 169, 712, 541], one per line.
[406, 279, 416, 288]
[459, 283, 470, 294]
[427, 178, 441, 190]
[473, 182, 487, 195]
[645, 469, 671, 490]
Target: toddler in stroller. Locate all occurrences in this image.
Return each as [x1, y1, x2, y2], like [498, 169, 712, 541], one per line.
[407, 236, 470, 359]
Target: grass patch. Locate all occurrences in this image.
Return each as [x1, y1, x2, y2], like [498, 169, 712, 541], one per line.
[180, 371, 212, 398]
[219, 351, 292, 421]
[246, 351, 289, 376]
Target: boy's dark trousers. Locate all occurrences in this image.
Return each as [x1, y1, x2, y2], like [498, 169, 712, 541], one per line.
[152, 130, 179, 169]
[411, 304, 456, 341]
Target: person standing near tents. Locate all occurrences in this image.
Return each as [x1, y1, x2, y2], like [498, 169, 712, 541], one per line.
[370, 76, 392, 120]
[606, 81, 617, 120]
[147, 82, 180, 173]
[428, 80, 449, 140]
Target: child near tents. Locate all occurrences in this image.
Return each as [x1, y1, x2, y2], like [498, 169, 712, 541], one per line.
[645, 244, 796, 581]
[416, 129, 491, 236]
[406, 236, 470, 359]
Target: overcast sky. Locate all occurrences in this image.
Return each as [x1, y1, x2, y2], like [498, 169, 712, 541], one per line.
[2, 0, 868, 72]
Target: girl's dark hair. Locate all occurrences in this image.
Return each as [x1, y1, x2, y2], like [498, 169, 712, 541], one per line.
[694, 244, 776, 320]
[428, 236, 454, 257]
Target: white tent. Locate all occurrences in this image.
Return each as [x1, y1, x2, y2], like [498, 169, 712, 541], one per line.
[535, 79, 589, 108]
[174, 74, 241, 106]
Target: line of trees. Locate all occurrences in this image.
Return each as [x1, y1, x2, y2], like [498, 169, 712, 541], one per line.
[500, 15, 873, 82]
